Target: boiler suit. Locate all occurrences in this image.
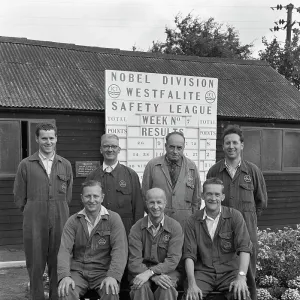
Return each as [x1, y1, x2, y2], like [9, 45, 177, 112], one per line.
[207, 159, 267, 300]
[14, 152, 73, 300]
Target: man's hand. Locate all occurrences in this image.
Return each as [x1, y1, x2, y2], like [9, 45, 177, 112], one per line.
[100, 277, 119, 295]
[186, 281, 203, 300]
[58, 277, 75, 297]
[229, 277, 250, 300]
[151, 274, 173, 290]
[132, 270, 153, 290]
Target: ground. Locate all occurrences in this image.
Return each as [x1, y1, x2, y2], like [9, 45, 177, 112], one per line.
[0, 267, 29, 300]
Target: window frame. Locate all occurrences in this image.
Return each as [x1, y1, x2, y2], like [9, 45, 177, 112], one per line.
[0, 118, 55, 178]
[242, 126, 300, 173]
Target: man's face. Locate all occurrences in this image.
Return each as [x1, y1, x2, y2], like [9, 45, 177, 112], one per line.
[81, 185, 104, 214]
[100, 136, 120, 164]
[146, 191, 166, 220]
[223, 133, 244, 160]
[165, 134, 185, 162]
[203, 184, 225, 214]
[35, 130, 57, 156]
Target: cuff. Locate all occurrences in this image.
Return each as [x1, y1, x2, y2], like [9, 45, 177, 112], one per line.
[106, 270, 123, 283]
[58, 272, 71, 283]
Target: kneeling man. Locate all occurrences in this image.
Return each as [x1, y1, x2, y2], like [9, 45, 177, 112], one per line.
[128, 188, 184, 300]
[183, 178, 252, 300]
[57, 180, 128, 300]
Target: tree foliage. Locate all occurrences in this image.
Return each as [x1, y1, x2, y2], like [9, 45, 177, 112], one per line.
[259, 29, 300, 90]
[150, 14, 253, 59]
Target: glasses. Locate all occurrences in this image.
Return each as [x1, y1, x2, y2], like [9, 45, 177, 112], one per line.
[102, 145, 119, 150]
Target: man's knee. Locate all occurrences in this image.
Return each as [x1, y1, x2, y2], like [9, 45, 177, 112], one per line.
[154, 285, 178, 300]
[97, 287, 119, 300]
[130, 282, 153, 300]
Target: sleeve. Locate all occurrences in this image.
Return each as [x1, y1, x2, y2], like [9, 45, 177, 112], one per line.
[192, 166, 201, 212]
[129, 168, 144, 224]
[232, 210, 253, 255]
[182, 216, 198, 262]
[141, 161, 153, 213]
[13, 160, 27, 212]
[150, 223, 184, 275]
[128, 223, 149, 276]
[206, 165, 215, 179]
[252, 166, 268, 217]
[66, 160, 73, 205]
[107, 213, 128, 282]
[57, 217, 77, 282]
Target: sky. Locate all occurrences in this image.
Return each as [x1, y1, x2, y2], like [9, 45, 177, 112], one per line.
[1, 0, 299, 58]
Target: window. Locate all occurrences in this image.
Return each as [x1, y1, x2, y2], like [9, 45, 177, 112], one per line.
[0, 119, 55, 176]
[242, 127, 300, 172]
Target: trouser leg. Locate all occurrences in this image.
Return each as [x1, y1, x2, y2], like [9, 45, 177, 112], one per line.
[97, 287, 119, 300]
[24, 216, 49, 300]
[130, 281, 154, 300]
[154, 286, 178, 300]
[59, 271, 88, 300]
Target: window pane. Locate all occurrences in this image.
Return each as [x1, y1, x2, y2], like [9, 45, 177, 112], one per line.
[262, 130, 282, 171]
[243, 130, 261, 168]
[0, 121, 21, 175]
[283, 131, 300, 168]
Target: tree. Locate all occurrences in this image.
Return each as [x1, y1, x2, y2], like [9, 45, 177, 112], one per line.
[259, 29, 300, 90]
[149, 14, 253, 59]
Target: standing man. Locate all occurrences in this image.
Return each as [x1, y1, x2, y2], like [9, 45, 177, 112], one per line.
[14, 123, 73, 300]
[57, 180, 128, 300]
[142, 131, 201, 227]
[207, 124, 268, 300]
[183, 177, 252, 300]
[128, 188, 184, 300]
[85, 133, 143, 235]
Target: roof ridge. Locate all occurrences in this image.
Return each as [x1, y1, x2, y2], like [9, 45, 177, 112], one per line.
[0, 36, 269, 66]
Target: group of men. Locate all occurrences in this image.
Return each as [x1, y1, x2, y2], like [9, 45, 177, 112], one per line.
[13, 122, 267, 300]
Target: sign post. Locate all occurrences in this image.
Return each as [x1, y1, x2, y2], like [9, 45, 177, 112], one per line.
[105, 70, 218, 183]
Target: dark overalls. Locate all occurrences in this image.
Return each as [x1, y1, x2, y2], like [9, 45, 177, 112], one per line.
[14, 152, 73, 300]
[207, 159, 268, 300]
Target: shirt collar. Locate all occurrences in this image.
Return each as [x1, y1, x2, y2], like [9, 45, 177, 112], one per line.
[78, 205, 109, 220]
[165, 155, 182, 167]
[147, 214, 165, 229]
[39, 151, 55, 161]
[224, 159, 241, 170]
[203, 206, 222, 220]
[103, 161, 119, 171]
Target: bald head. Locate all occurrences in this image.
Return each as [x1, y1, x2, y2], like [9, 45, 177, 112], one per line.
[146, 188, 166, 202]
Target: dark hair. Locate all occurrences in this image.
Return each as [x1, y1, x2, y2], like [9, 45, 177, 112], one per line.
[221, 124, 244, 143]
[165, 131, 185, 143]
[35, 123, 57, 137]
[203, 177, 224, 194]
[81, 180, 103, 193]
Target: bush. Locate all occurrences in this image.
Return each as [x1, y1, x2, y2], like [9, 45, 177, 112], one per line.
[257, 225, 300, 300]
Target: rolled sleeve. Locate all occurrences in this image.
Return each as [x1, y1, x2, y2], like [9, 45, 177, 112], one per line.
[232, 210, 253, 255]
[182, 216, 198, 262]
[150, 223, 184, 275]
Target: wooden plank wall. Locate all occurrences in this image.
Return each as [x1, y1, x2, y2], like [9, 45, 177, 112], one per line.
[0, 111, 105, 246]
[217, 119, 300, 229]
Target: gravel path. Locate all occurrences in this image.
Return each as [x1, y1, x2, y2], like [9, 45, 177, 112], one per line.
[0, 267, 29, 300]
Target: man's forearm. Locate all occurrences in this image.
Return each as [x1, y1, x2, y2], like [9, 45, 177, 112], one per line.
[185, 258, 196, 286]
[238, 252, 250, 274]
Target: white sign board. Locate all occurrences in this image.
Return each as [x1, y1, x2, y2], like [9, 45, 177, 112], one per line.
[105, 70, 218, 182]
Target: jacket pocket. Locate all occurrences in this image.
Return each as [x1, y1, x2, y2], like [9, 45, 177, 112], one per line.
[57, 174, 69, 194]
[219, 231, 234, 253]
[116, 187, 131, 208]
[93, 230, 111, 250]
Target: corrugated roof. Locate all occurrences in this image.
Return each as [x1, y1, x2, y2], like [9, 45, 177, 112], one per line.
[0, 36, 299, 120]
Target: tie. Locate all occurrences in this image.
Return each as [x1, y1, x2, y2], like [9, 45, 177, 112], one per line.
[105, 166, 113, 173]
[169, 162, 177, 187]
